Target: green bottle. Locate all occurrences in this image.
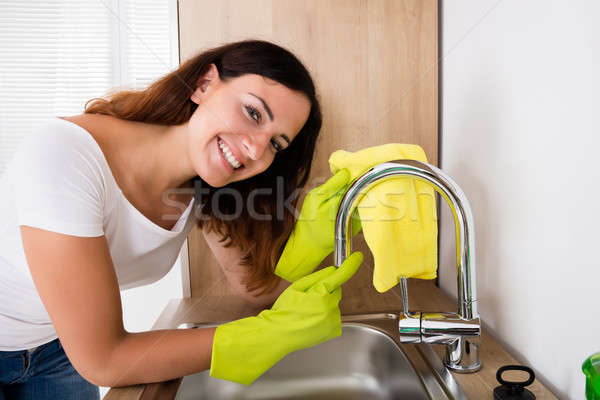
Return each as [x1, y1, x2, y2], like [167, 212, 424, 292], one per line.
[583, 352, 600, 400]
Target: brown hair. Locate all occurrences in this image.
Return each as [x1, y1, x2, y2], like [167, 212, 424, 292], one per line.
[84, 39, 322, 295]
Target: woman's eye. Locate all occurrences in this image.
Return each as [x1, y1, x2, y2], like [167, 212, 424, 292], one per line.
[245, 105, 261, 124]
[270, 138, 283, 152]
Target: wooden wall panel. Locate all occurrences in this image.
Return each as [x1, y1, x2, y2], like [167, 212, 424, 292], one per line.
[178, 0, 438, 309]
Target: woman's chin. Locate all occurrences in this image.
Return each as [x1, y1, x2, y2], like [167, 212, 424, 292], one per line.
[201, 176, 228, 188]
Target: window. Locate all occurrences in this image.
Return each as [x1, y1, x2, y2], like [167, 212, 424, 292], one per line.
[1, 3, 181, 396]
[0, 0, 179, 175]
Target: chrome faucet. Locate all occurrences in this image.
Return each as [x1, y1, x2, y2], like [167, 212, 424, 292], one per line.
[334, 159, 481, 373]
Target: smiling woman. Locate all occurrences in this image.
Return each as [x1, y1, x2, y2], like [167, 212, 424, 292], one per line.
[0, 39, 334, 395]
[185, 63, 311, 189]
[84, 40, 322, 295]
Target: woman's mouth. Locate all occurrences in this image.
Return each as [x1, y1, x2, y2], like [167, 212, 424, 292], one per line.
[217, 136, 245, 173]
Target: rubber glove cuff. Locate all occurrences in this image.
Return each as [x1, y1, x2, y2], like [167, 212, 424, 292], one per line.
[210, 314, 287, 386]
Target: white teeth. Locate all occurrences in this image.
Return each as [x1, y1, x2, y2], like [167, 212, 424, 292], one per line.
[218, 138, 242, 169]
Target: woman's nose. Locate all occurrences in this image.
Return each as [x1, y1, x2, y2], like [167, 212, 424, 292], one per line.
[241, 131, 270, 161]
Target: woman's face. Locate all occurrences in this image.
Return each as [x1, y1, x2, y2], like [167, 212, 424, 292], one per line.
[187, 63, 311, 187]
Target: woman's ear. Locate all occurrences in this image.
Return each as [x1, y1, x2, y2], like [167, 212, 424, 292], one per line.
[190, 63, 220, 104]
[190, 85, 204, 104]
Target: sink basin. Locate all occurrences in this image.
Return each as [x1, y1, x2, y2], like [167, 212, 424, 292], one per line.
[174, 323, 430, 400]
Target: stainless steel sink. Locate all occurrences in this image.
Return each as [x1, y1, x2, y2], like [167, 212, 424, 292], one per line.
[174, 315, 468, 400]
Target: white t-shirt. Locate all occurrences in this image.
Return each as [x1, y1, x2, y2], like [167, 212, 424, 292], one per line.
[0, 117, 196, 351]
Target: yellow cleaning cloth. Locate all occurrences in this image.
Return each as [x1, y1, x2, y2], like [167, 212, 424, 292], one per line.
[329, 143, 438, 293]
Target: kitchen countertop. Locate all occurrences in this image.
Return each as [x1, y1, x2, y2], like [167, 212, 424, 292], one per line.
[104, 279, 558, 400]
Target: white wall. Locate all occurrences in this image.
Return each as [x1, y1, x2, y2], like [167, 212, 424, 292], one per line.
[99, 255, 184, 398]
[120, 258, 183, 334]
[439, 1, 600, 398]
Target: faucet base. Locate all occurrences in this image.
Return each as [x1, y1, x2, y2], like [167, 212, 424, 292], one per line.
[444, 337, 482, 373]
[447, 362, 482, 373]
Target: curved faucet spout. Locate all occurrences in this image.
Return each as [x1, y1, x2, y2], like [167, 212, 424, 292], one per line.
[333, 159, 481, 372]
[334, 159, 478, 319]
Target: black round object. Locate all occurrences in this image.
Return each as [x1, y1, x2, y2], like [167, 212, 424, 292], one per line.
[493, 365, 536, 400]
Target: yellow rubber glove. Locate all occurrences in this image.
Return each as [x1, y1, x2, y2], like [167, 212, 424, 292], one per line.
[210, 251, 364, 385]
[275, 168, 362, 282]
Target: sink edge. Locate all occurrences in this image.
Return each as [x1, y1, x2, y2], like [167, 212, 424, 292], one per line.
[176, 315, 468, 400]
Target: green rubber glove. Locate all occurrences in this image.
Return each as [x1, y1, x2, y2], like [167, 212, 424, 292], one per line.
[210, 251, 364, 386]
[275, 168, 362, 282]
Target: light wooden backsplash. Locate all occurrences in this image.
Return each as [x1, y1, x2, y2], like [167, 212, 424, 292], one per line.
[178, 0, 439, 311]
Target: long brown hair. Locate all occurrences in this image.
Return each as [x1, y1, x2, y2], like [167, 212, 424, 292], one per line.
[84, 39, 322, 295]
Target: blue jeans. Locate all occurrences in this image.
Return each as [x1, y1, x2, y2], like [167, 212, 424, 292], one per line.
[0, 338, 100, 400]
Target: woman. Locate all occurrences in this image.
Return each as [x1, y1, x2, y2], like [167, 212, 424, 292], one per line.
[0, 39, 363, 397]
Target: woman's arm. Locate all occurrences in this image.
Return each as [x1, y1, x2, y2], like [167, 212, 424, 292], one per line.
[20, 226, 217, 387]
[201, 225, 290, 308]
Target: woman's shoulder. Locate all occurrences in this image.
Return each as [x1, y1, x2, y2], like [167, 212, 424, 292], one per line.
[16, 115, 100, 162]
[55, 113, 116, 147]
[26, 114, 112, 155]
[55, 114, 147, 165]
[52, 114, 131, 172]
[9, 115, 118, 200]
[9, 116, 111, 216]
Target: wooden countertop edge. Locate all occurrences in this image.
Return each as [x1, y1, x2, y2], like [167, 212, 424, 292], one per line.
[103, 280, 558, 399]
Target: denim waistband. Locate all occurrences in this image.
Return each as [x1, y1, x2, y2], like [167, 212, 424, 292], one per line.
[0, 338, 59, 355]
